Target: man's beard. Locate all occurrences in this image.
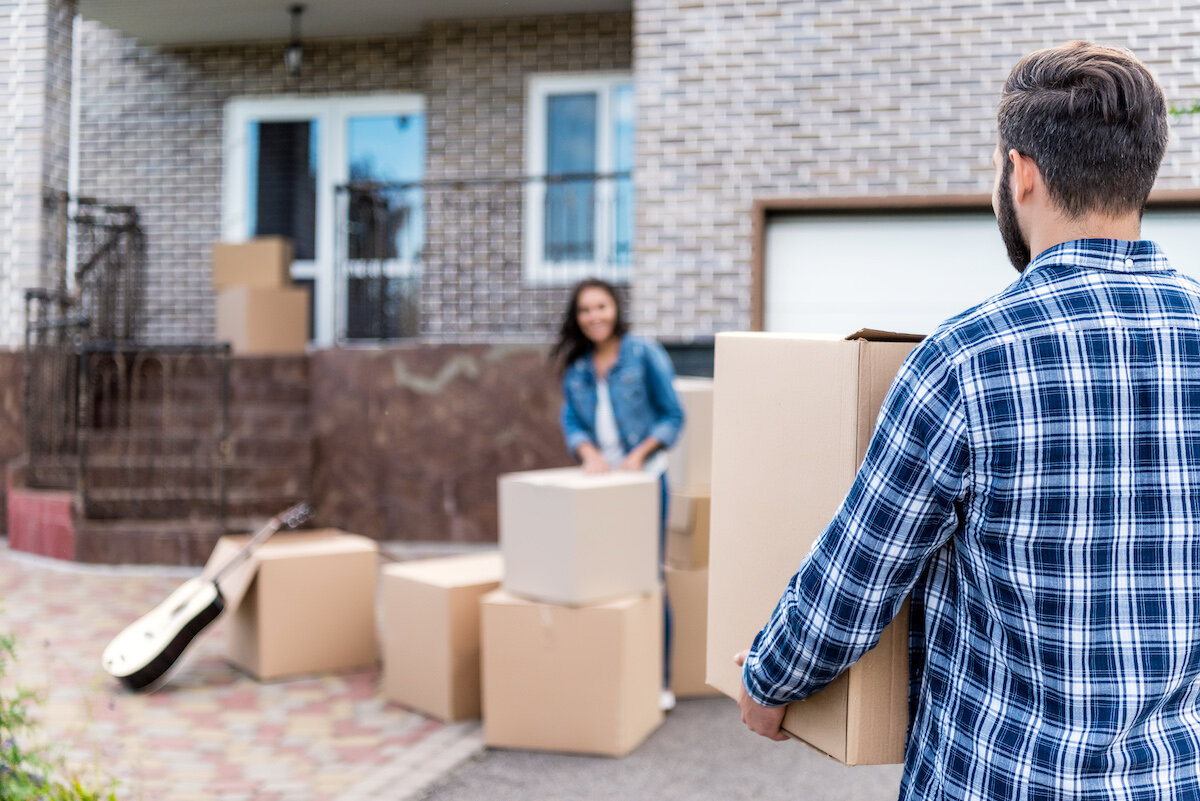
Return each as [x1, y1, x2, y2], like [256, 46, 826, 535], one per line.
[996, 161, 1032, 273]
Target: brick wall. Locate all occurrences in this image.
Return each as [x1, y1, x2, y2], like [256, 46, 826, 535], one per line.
[75, 13, 632, 344]
[0, 0, 76, 349]
[631, 0, 1200, 336]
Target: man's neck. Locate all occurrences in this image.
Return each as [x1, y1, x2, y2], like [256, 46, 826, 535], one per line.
[1029, 211, 1143, 258]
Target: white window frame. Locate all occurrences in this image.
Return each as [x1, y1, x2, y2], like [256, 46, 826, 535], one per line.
[524, 72, 633, 287]
[223, 93, 425, 345]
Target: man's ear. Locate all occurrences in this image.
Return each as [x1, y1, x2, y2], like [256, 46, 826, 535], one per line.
[1008, 149, 1040, 204]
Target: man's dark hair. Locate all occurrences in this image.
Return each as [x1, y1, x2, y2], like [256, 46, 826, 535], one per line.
[998, 41, 1169, 219]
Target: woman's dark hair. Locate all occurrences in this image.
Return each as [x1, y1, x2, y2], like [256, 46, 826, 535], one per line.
[550, 278, 629, 374]
[998, 41, 1168, 219]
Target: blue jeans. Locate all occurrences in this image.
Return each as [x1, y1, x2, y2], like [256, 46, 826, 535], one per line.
[659, 473, 673, 688]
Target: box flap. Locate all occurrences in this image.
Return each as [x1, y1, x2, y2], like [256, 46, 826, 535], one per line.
[845, 329, 924, 343]
[202, 535, 258, 612]
[203, 530, 378, 612]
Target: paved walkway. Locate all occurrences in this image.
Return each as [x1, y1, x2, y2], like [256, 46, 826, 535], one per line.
[0, 541, 483, 801]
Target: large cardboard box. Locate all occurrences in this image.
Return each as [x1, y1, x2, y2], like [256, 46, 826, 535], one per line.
[666, 490, 710, 569]
[380, 552, 503, 722]
[216, 285, 310, 355]
[668, 377, 713, 493]
[666, 566, 719, 698]
[706, 331, 920, 765]
[203, 529, 379, 681]
[498, 467, 658, 606]
[481, 589, 663, 756]
[211, 237, 293, 289]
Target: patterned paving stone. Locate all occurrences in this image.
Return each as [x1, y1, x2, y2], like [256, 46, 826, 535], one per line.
[0, 542, 483, 801]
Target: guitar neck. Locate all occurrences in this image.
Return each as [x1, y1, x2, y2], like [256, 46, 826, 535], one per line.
[210, 503, 311, 585]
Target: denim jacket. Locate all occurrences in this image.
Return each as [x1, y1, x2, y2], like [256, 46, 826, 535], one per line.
[560, 335, 685, 459]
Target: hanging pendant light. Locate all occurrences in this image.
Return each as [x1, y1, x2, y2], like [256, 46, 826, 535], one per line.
[284, 4, 305, 78]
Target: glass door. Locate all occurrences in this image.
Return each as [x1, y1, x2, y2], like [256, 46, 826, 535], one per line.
[223, 95, 424, 345]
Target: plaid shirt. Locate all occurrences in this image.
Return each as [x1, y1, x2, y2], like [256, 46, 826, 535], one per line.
[743, 239, 1200, 800]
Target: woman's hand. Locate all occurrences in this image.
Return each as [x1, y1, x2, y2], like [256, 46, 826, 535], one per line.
[577, 443, 610, 474]
[618, 451, 646, 472]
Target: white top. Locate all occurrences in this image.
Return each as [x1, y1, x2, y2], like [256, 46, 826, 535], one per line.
[596, 380, 668, 477]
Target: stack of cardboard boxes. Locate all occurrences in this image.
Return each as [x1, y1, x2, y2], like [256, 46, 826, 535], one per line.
[486, 467, 664, 756]
[705, 331, 919, 766]
[212, 237, 310, 355]
[664, 377, 719, 699]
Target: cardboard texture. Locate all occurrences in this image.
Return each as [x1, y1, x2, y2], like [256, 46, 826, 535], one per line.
[705, 331, 918, 765]
[481, 589, 663, 756]
[498, 467, 658, 606]
[216, 285, 310, 355]
[666, 566, 719, 698]
[211, 237, 293, 289]
[204, 529, 379, 681]
[380, 552, 503, 722]
[666, 490, 710, 569]
[668, 377, 714, 493]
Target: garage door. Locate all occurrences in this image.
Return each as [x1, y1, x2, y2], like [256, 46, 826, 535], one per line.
[764, 209, 1200, 335]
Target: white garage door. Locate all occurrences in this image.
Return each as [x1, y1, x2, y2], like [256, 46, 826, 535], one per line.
[764, 209, 1200, 335]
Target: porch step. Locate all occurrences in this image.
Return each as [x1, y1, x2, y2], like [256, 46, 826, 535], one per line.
[73, 516, 269, 565]
[81, 487, 308, 521]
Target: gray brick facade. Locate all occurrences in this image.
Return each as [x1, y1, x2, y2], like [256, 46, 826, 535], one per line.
[0, 0, 75, 347]
[74, 13, 631, 344]
[4, 4, 1199, 346]
[631, 0, 1200, 336]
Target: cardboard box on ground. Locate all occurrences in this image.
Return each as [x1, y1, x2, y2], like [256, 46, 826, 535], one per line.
[666, 566, 719, 698]
[203, 530, 378, 681]
[498, 467, 658, 606]
[481, 589, 663, 757]
[380, 552, 502, 722]
[706, 331, 921, 766]
[212, 236, 309, 355]
[668, 377, 714, 494]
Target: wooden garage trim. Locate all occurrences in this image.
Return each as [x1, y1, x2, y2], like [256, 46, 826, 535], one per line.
[750, 188, 1200, 331]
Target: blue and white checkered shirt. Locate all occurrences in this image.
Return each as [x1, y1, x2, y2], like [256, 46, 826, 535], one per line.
[743, 238, 1200, 800]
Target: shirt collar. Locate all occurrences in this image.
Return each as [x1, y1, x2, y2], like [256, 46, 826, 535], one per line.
[1025, 238, 1171, 276]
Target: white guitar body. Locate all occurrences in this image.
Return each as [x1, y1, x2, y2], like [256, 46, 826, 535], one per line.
[101, 577, 224, 691]
[101, 503, 311, 691]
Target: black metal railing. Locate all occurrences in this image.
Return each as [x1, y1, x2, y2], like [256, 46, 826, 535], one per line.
[23, 194, 230, 529]
[334, 172, 632, 341]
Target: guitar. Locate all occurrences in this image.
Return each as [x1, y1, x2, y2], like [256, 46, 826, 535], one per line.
[101, 503, 312, 691]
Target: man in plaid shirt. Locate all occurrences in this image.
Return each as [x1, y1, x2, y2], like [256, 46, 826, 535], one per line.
[737, 42, 1197, 799]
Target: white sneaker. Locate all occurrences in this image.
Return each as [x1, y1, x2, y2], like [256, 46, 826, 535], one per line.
[659, 689, 676, 712]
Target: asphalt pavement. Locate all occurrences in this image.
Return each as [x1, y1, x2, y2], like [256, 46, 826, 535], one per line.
[420, 696, 903, 801]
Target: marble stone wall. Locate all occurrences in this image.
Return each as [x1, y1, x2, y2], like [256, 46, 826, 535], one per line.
[0, 350, 26, 534]
[310, 342, 572, 543]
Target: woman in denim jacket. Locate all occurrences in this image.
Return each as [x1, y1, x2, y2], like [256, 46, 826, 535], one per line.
[552, 278, 685, 710]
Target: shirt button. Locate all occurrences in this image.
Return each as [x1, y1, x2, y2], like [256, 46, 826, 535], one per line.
[1125, 258, 1135, 268]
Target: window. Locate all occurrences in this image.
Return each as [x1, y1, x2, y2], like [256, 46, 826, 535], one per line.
[525, 74, 634, 285]
[223, 95, 424, 344]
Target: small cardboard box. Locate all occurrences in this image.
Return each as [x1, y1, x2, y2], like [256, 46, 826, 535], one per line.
[706, 330, 920, 766]
[211, 237, 293, 289]
[481, 589, 663, 756]
[216, 285, 310, 355]
[380, 552, 503, 722]
[666, 566, 719, 698]
[666, 490, 710, 569]
[203, 529, 379, 681]
[668, 377, 714, 493]
[498, 467, 658, 606]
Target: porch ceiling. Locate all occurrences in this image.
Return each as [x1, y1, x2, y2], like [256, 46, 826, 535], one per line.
[78, 0, 632, 46]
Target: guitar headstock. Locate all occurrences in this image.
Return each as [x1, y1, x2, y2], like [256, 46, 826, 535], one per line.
[274, 502, 313, 530]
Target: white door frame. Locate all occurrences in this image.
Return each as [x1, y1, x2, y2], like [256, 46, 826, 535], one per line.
[223, 94, 424, 345]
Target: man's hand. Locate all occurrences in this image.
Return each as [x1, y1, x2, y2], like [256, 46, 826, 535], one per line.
[618, 451, 646, 472]
[577, 443, 610, 474]
[735, 649, 789, 742]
